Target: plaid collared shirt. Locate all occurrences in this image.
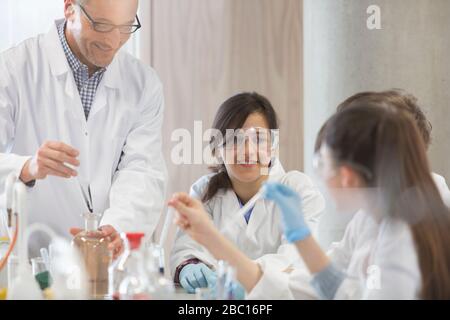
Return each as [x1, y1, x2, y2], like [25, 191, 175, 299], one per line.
[57, 21, 106, 120]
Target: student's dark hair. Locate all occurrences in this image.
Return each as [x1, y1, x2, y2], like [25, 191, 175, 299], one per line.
[323, 104, 450, 300]
[337, 89, 432, 149]
[202, 92, 279, 202]
[314, 120, 329, 153]
[315, 89, 432, 154]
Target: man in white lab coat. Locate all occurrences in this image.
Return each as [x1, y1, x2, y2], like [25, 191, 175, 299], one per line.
[0, 0, 167, 257]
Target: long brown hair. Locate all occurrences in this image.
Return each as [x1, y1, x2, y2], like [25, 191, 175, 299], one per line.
[337, 89, 433, 148]
[202, 92, 279, 202]
[315, 89, 432, 153]
[323, 104, 450, 299]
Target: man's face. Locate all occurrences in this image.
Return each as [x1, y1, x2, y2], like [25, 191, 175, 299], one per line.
[65, 0, 138, 68]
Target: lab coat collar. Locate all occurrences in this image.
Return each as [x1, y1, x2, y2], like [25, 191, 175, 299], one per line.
[266, 157, 286, 181]
[244, 159, 286, 242]
[219, 158, 286, 241]
[44, 19, 72, 77]
[44, 19, 121, 89]
[101, 54, 121, 89]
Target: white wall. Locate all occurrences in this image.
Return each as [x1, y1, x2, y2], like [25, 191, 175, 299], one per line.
[0, 0, 64, 52]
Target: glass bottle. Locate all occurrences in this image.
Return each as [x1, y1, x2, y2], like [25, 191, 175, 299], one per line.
[118, 235, 150, 300]
[72, 212, 111, 300]
[145, 243, 174, 299]
[215, 260, 239, 300]
[108, 232, 145, 300]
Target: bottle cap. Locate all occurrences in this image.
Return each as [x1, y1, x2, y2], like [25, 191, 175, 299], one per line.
[126, 233, 145, 250]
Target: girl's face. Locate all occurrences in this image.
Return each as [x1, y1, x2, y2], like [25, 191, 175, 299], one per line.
[219, 113, 274, 184]
[314, 144, 368, 213]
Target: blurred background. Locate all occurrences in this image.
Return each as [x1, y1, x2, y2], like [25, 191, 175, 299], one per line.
[1, 0, 449, 251]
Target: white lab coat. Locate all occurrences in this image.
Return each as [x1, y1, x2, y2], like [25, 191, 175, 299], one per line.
[247, 210, 421, 300]
[170, 159, 326, 277]
[432, 173, 450, 208]
[0, 20, 167, 254]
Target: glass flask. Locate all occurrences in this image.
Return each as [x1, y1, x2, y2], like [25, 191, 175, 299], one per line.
[108, 232, 145, 300]
[72, 212, 111, 300]
[144, 243, 175, 299]
[215, 260, 239, 300]
[118, 245, 150, 300]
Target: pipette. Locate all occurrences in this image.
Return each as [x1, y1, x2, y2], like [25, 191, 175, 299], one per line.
[78, 182, 93, 213]
[159, 207, 176, 248]
[5, 174, 17, 237]
[65, 161, 92, 213]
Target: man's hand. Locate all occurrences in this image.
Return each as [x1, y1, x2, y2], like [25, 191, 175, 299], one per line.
[20, 141, 80, 183]
[70, 225, 124, 260]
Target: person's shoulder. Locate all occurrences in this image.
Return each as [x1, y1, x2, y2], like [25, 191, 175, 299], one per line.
[115, 51, 162, 88]
[0, 34, 43, 78]
[189, 173, 217, 199]
[277, 170, 316, 189]
[1, 33, 41, 58]
[268, 159, 314, 188]
[431, 172, 449, 190]
[431, 172, 450, 207]
[348, 210, 375, 230]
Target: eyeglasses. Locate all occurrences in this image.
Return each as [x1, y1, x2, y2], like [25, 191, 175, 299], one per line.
[217, 128, 278, 150]
[312, 152, 336, 180]
[313, 151, 373, 181]
[78, 4, 141, 34]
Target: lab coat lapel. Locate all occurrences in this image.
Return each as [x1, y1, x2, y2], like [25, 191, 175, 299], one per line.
[42, 20, 93, 194]
[221, 190, 247, 233]
[43, 20, 70, 78]
[63, 74, 87, 123]
[88, 57, 121, 119]
[88, 83, 108, 120]
[245, 158, 286, 243]
[43, 19, 86, 124]
[244, 200, 265, 244]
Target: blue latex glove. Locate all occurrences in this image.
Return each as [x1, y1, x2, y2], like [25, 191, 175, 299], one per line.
[227, 281, 246, 300]
[180, 263, 216, 294]
[210, 279, 246, 300]
[262, 182, 311, 243]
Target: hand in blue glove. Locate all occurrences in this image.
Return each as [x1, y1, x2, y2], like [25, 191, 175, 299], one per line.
[262, 182, 311, 243]
[210, 278, 246, 300]
[179, 263, 216, 294]
[227, 281, 246, 300]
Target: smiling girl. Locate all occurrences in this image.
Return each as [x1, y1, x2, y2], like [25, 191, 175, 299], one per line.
[170, 92, 325, 296]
